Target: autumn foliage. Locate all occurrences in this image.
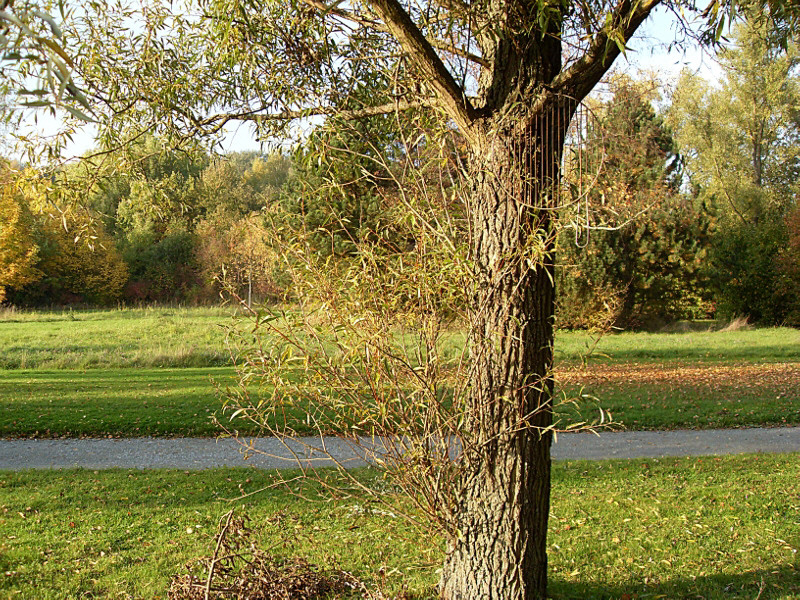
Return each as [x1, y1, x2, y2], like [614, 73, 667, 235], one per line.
[0, 167, 127, 306]
[0, 169, 41, 303]
[33, 212, 129, 305]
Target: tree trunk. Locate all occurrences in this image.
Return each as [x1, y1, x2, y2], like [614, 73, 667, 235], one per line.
[441, 105, 572, 600]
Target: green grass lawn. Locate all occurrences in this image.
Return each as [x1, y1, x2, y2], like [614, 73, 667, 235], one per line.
[2, 364, 797, 437]
[0, 306, 233, 370]
[3, 307, 799, 370]
[558, 326, 800, 365]
[1, 454, 797, 599]
[564, 378, 800, 430]
[0, 368, 237, 437]
[1, 307, 799, 437]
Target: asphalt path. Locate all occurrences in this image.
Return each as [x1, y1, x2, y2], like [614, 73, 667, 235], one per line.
[0, 426, 798, 470]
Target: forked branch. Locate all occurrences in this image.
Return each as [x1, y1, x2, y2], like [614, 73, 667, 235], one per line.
[551, 0, 662, 104]
[365, 0, 477, 134]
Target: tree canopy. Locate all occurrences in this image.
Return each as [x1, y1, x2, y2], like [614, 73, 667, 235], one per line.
[14, 0, 726, 152]
[4, 0, 799, 599]
[669, 14, 800, 324]
[670, 14, 800, 225]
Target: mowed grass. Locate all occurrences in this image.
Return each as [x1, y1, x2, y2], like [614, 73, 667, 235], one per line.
[3, 307, 799, 371]
[1, 454, 798, 599]
[1, 307, 799, 436]
[559, 362, 800, 430]
[2, 363, 797, 437]
[0, 368, 240, 437]
[564, 377, 800, 430]
[0, 306, 234, 370]
[558, 326, 800, 365]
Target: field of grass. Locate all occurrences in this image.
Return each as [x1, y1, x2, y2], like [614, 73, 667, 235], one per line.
[0, 306, 234, 370]
[3, 307, 799, 370]
[559, 362, 800, 430]
[1, 307, 799, 436]
[1, 454, 797, 599]
[2, 364, 797, 437]
[2, 309, 798, 598]
[566, 378, 800, 430]
[0, 368, 237, 437]
[558, 326, 800, 365]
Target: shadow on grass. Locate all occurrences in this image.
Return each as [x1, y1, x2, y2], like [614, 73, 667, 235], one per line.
[550, 566, 800, 599]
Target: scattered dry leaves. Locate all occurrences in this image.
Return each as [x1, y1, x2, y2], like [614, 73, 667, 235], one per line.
[559, 362, 800, 390]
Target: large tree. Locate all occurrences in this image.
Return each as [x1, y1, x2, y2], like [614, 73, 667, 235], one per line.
[669, 14, 800, 323]
[15, 0, 795, 597]
[670, 14, 800, 226]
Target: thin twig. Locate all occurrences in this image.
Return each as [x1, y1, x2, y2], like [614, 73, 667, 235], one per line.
[205, 509, 236, 600]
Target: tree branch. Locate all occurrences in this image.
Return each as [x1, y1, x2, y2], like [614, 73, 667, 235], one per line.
[429, 38, 489, 67]
[431, 0, 470, 18]
[550, 0, 662, 104]
[365, 0, 476, 134]
[296, 0, 387, 32]
[290, 0, 489, 126]
[184, 98, 436, 134]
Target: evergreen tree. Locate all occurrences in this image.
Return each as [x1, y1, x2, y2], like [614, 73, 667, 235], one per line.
[559, 76, 710, 328]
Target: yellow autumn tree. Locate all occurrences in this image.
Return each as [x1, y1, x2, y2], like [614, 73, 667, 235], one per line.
[34, 211, 129, 305]
[195, 212, 282, 304]
[0, 168, 41, 303]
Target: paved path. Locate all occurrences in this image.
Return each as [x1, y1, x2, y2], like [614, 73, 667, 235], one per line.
[1, 426, 798, 470]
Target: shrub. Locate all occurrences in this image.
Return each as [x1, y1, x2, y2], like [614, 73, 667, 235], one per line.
[709, 217, 798, 325]
[777, 206, 800, 326]
[121, 226, 199, 302]
[558, 197, 712, 329]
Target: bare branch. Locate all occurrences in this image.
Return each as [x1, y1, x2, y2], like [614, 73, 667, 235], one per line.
[429, 38, 489, 67]
[365, 0, 476, 134]
[196, 98, 435, 129]
[551, 0, 662, 104]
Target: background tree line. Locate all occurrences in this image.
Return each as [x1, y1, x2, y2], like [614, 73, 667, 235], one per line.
[2, 15, 800, 326]
[560, 15, 800, 329]
[1, 139, 292, 306]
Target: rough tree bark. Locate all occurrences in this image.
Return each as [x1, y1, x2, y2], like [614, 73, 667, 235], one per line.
[440, 95, 575, 599]
[423, 0, 659, 591]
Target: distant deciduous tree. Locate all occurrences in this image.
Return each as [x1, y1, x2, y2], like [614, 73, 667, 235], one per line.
[195, 213, 281, 304]
[27, 211, 128, 305]
[0, 167, 41, 303]
[669, 14, 800, 323]
[670, 16, 800, 226]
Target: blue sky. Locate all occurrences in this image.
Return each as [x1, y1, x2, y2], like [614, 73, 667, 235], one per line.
[626, 5, 721, 82]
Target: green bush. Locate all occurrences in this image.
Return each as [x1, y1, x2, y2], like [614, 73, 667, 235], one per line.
[121, 226, 199, 302]
[778, 206, 800, 325]
[709, 218, 798, 325]
[558, 197, 712, 329]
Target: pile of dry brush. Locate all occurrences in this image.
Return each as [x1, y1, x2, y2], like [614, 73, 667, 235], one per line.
[168, 511, 405, 600]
